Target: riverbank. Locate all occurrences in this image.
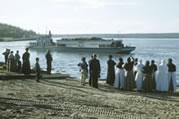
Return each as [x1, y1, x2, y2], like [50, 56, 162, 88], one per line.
[0, 74, 179, 119]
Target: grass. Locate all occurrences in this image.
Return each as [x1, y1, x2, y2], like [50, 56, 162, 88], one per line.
[0, 37, 17, 41]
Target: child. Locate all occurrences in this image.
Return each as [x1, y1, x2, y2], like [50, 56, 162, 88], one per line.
[35, 57, 41, 82]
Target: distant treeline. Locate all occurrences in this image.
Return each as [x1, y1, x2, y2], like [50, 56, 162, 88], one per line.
[0, 23, 38, 38]
[53, 33, 179, 39]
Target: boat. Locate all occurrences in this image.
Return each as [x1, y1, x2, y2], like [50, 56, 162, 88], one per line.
[28, 32, 135, 54]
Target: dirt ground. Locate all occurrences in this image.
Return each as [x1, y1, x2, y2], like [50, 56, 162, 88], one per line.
[0, 77, 179, 119]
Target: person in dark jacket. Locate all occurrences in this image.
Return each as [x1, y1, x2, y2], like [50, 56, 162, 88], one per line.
[150, 60, 157, 90]
[35, 57, 41, 82]
[22, 48, 31, 75]
[2, 49, 10, 64]
[46, 50, 53, 74]
[167, 58, 177, 94]
[142, 60, 152, 92]
[124, 57, 134, 90]
[88, 55, 93, 86]
[89, 54, 101, 88]
[106, 55, 116, 86]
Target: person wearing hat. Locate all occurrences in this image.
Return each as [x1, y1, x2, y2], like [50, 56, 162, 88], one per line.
[167, 58, 176, 94]
[106, 55, 116, 86]
[89, 54, 101, 88]
[22, 48, 31, 75]
[78, 57, 88, 86]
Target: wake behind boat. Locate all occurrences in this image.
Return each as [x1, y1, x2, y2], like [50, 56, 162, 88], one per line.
[28, 32, 135, 54]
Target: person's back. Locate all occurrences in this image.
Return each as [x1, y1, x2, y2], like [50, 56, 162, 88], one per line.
[78, 57, 88, 86]
[90, 54, 100, 88]
[35, 57, 41, 82]
[46, 50, 53, 74]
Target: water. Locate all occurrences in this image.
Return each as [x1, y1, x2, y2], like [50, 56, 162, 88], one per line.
[0, 38, 178, 81]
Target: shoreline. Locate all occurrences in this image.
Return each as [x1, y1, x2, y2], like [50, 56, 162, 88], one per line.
[0, 74, 179, 118]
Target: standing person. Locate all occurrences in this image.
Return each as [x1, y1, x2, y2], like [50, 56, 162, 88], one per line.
[35, 57, 41, 82]
[167, 58, 177, 94]
[88, 55, 93, 86]
[8, 51, 15, 72]
[106, 55, 116, 86]
[135, 59, 144, 91]
[156, 60, 169, 92]
[22, 48, 31, 75]
[114, 57, 125, 89]
[124, 57, 134, 90]
[150, 60, 157, 90]
[2, 49, 10, 64]
[142, 60, 152, 92]
[46, 50, 53, 74]
[90, 54, 101, 88]
[78, 57, 88, 86]
[15, 50, 21, 72]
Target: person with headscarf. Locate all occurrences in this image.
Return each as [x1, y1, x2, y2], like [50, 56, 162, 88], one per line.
[124, 57, 134, 90]
[135, 59, 144, 91]
[150, 60, 157, 90]
[106, 55, 116, 86]
[167, 58, 176, 94]
[142, 60, 152, 92]
[114, 57, 125, 89]
[8, 51, 15, 72]
[156, 60, 169, 92]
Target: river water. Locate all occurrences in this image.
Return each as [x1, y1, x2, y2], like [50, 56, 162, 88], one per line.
[0, 38, 178, 82]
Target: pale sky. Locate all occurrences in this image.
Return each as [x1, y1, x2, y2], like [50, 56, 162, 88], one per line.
[0, 0, 179, 34]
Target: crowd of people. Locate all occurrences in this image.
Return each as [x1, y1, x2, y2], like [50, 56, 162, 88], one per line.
[2, 48, 53, 82]
[2, 48, 177, 93]
[78, 54, 177, 94]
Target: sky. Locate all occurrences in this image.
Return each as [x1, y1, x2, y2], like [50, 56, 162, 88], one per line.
[0, 0, 179, 34]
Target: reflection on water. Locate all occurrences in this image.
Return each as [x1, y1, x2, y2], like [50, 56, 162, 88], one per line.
[0, 38, 179, 80]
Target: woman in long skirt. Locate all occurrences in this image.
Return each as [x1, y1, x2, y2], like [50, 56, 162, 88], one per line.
[142, 61, 153, 92]
[124, 57, 134, 90]
[156, 60, 169, 92]
[167, 58, 177, 94]
[135, 60, 144, 91]
[114, 57, 125, 89]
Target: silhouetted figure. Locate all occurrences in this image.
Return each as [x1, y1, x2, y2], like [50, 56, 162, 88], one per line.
[78, 57, 88, 86]
[2, 49, 10, 64]
[8, 51, 16, 72]
[142, 61, 152, 92]
[22, 48, 31, 75]
[124, 57, 134, 90]
[15, 50, 21, 72]
[150, 60, 157, 90]
[46, 50, 53, 74]
[88, 55, 93, 86]
[106, 55, 116, 86]
[35, 57, 41, 82]
[167, 58, 176, 94]
[114, 57, 125, 89]
[90, 54, 101, 88]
